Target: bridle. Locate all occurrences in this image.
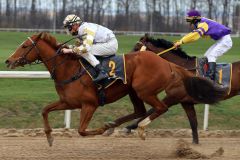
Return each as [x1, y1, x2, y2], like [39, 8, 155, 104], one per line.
[16, 37, 41, 66]
[16, 35, 86, 86]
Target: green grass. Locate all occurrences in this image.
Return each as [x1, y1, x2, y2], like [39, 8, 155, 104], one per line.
[0, 31, 240, 130]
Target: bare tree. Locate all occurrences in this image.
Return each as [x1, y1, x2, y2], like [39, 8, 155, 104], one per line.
[0, 0, 1, 15]
[95, 0, 105, 24]
[233, 4, 240, 33]
[6, 0, 10, 17]
[14, 0, 17, 27]
[61, 0, 67, 21]
[0, 0, 2, 25]
[83, 0, 90, 21]
[206, 0, 213, 19]
[165, 0, 170, 29]
[128, 1, 141, 31]
[118, 0, 135, 31]
[190, 0, 197, 9]
[90, 0, 96, 21]
[222, 0, 231, 26]
[174, 0, 180, 31]
[30, 0, 37, 26]
[0, 0, 238, 33]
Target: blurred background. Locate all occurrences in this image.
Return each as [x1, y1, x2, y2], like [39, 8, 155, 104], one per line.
[0, 0, 240, 130]
[0, 0, 239, 34]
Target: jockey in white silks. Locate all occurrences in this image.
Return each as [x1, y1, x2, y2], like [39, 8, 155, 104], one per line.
[174, 10, 232, 80]
[62, 14, 118, 83]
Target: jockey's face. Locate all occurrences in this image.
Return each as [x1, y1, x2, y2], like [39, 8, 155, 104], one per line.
[69, 24, 79, 35]
[189, 23, 195, 30]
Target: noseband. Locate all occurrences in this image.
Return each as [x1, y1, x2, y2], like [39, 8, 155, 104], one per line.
[16, 37, 41, 66]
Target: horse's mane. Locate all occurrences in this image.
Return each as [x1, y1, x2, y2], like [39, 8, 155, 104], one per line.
[39, 32, 58, 49]
[145, 36, 196, 60]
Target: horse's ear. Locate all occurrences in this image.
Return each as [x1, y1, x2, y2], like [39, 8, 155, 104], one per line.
[37, 32, 43, 39]
[144, 33, 149, 38]
[142, 33, 149, 41]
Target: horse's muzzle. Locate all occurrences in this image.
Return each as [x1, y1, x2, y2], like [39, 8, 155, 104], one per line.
[5, 59, 17, 69]
[5, 59, 9, 65]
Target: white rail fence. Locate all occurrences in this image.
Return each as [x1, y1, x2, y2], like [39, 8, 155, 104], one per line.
[0, 27, 239, 37]
[0, 71, 210, 130]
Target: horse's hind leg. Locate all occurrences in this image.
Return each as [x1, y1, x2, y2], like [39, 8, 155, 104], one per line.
[42, 101, 69, 147]
[123, 108, 155, 133]
[181, 103, 199, 144]
[137, 95, 168, 139]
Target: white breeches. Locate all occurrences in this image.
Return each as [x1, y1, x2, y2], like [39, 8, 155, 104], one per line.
[81, 38, 118, 67]
[204, 34, 232, 62]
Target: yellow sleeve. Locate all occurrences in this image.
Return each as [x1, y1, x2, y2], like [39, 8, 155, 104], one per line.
[82, 28, 95, 47]
[197, 22, 209, 34]
[73, 28, 96, 55]
[180, 22, 209, 44]
[180, 32, 201, 44]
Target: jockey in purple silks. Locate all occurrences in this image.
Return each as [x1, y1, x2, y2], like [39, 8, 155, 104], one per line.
[174, 9, 233, 80]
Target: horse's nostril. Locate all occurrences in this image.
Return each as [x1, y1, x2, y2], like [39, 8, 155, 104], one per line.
[5, 60, 9, 64]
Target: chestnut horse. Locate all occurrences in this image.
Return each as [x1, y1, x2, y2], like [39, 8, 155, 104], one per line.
[126, 34, 240, 144]
[5, 33, 226, 146]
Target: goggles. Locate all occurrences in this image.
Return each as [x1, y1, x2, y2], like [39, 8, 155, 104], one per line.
[185, 16, 201, 23]
[66, 25, 73, 32]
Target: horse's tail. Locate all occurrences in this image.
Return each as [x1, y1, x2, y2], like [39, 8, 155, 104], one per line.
[183, 77, 227, 104]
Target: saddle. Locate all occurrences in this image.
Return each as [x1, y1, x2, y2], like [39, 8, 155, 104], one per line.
[79, 55, 127, 106]
[196, 57, 232, 94]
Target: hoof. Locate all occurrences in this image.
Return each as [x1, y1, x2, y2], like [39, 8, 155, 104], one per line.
[47, 136, 54, 147]
[104, 121, 116, 128]
[102, 128, 115, 136]
[120, 128, 132, 134]
[192, 140, 199, 144]
[137, 127, 146, 140]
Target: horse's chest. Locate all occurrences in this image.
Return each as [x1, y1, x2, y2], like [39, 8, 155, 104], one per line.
[60, 89, 97, 106]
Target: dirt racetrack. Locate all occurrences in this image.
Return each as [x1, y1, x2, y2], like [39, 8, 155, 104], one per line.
[1, 128, 240, 160]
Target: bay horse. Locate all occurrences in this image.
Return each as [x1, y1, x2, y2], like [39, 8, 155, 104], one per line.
[5, 32, 226, 146]
[126, 34, 240, 144]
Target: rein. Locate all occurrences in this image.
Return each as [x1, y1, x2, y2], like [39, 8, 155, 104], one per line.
[50, 34, 87, 85]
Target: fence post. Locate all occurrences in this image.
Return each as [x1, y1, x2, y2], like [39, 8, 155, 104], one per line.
[203, 104, 209, 131]
[64, 110, 71, 129]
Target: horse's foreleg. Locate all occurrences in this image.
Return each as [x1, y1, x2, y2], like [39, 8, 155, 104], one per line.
[181, 103, 199, 144]
[78, 104, 97, 136]
[42, 101, 69, 146]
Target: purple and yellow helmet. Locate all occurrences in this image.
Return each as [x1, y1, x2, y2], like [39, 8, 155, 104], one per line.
[186, 10, 201, 23]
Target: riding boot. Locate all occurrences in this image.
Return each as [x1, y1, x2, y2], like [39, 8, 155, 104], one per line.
[207, 62, 216, 81]
[199, 57, 208, 76]
[94, 64, 108, 83]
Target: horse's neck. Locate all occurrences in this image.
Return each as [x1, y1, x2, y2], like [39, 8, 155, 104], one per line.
[38, 41, 80, 82]
[161, 52, 196, 69]
[147, 43, 196, 69]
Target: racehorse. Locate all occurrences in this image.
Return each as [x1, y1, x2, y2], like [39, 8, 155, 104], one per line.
[127, 34, 240, 143]
[5, 32, 226, 146]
